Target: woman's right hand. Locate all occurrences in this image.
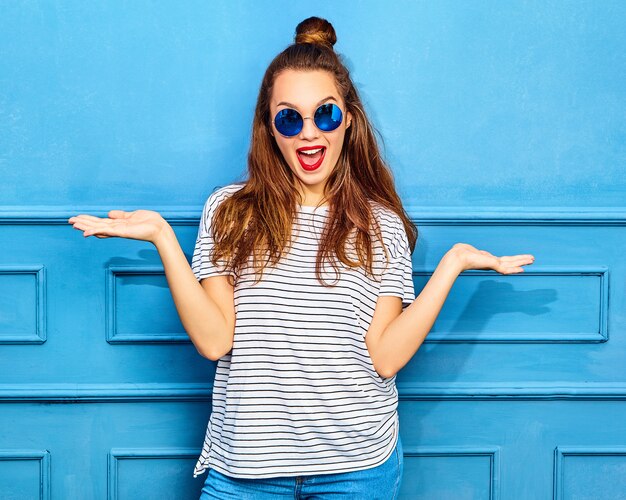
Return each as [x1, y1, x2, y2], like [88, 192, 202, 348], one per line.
[68, 209, 168, 244]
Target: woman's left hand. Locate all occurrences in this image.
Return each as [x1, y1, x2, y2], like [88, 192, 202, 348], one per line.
[451, 243, 535, 274]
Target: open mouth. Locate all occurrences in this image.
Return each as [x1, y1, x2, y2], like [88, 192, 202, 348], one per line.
[296, 146, 326, 171]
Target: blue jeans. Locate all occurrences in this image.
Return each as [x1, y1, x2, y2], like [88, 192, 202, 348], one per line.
[199, 435, 404, 499]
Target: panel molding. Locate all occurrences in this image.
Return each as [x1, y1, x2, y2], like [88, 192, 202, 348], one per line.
[403, 445, 501, 500]
[405, 207, 626, 226]
[0, 383, 213, 402]
[415, 265, 609, 343]
[553, 446, 626, 500]
[3, 382, 626, 402]
[106, 264, 610, 345]
[108, 448, 199, 500]
[1, 206, 626, 226]
[396, 382, 626, 400]
[0, 265, 46, 344]
[106, 265, 188, 343]
[0, 449, 51, 500]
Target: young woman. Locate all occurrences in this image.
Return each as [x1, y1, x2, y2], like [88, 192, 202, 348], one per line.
[68, 16, 534, 500]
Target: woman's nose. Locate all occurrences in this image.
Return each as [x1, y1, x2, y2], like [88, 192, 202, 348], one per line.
[298, 117, 320, 140]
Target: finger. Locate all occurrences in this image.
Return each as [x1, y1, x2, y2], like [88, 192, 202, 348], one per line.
[499, 265, 524, 274]
[85, 228, 110, 238]
[501, 259, 533, 269]
[499, 255, 534, 263]
[108, 210, 130, 219]
[85, 222, 116, 237]
[75, 221, 112, 238]
[83, 226, 99, 237]
[503, 256, 534, 265]
[70, 221, 91, 232]
[70, 214, 108, 224]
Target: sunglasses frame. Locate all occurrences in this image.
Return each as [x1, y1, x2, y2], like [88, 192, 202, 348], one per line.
[272, 103, 344, 138]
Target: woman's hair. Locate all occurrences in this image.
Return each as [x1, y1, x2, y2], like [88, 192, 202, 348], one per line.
[211, 16, 418, 286]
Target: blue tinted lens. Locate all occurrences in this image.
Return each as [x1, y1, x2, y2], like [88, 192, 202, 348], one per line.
[314, 103, 343, 131]
[274, 108, 303, 136]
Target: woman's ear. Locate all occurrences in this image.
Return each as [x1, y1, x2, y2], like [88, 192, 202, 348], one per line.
[346, 111, 353, 129]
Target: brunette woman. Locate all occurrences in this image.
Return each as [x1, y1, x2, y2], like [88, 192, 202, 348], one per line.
[69, 16, 534, 500]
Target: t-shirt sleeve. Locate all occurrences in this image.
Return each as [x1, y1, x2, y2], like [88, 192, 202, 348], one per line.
[191, 188, 234, 281]
[378, 220, 415, 310]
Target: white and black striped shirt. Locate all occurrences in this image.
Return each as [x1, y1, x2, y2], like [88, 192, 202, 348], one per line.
[190, 182, 415, 479]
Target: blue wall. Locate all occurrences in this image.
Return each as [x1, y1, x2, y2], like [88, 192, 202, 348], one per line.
[1, 1, 625, 498]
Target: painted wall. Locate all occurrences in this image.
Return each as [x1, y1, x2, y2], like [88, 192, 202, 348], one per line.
[1, 1, 625, 498]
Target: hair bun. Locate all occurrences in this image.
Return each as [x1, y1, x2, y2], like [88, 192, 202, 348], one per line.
[294, 17, 337, 49]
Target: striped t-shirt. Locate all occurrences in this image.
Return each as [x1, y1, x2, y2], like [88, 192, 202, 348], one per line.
[190, 182, 415, 479]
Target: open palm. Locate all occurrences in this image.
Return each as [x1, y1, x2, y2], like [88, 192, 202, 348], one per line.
[68, 209, 166, 243]
[453, 243, 535, 274]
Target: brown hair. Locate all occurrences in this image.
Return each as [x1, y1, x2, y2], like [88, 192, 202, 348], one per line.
[211, 16, 418, 286]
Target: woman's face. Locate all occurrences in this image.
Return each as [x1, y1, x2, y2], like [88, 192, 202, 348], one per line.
[269, 69, 352, 205]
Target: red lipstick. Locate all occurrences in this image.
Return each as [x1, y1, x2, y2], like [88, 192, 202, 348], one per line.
[296, 145, 326, 172]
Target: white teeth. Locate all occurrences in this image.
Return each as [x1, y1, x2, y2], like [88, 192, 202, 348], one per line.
[299, 147, 323, 155]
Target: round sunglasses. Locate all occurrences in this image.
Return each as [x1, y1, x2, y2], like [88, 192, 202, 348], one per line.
[273, 103, 344, 137]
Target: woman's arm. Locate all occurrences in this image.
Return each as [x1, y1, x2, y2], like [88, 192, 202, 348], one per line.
[373, 244, 534, 378]
[153, 224, 234, 360]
